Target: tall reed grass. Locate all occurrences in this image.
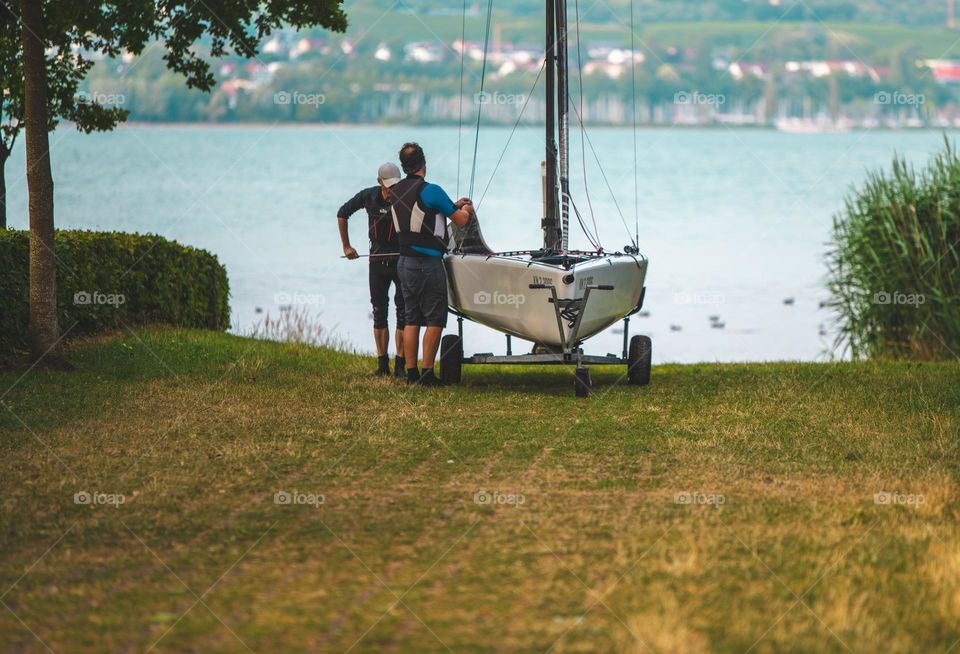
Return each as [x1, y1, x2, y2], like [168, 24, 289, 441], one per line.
[827, 138, 959, 360]
[247, 307, 348, 350]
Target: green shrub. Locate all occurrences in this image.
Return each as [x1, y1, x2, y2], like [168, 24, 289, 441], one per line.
[827, 138, 960, 360]
[0, 230, 230, 354]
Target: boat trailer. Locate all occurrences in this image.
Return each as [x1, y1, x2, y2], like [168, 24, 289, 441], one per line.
[440, 284, 651, 397]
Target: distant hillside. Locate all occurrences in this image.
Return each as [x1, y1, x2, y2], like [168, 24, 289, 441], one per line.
[78, 0, 960, 126]
[343, 0, 955, 28]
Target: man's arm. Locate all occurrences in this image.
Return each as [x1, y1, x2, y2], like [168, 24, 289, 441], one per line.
[338, 217, 358, 259]
[422, 184, 475, 228]
[449, 199, 475, 228]
[336, 190, 367, 260]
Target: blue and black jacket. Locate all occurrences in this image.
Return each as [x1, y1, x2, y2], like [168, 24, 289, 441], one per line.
[337, 186, 398, 255]
[389, 175, 457, 258]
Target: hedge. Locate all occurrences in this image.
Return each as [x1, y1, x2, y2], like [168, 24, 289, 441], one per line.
[0, 230, 230, 354]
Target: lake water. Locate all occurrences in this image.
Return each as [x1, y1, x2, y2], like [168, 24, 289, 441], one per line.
[3, 124, 952, 363]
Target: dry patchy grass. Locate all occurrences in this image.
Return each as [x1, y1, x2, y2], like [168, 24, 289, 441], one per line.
[0, 328, 958, 653]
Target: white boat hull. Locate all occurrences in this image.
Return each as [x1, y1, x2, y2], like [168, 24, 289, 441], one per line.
[444, 253, 647, 347]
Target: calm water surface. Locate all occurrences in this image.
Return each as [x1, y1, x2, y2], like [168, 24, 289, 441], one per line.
[5, 124, 952, 363]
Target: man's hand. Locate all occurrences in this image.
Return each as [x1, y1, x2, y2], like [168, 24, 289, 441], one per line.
[343, 245, 359, 260]
[454, 198, 477, 221]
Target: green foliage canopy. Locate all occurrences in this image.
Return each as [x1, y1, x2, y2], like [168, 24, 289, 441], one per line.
[0, 0, 349, 143]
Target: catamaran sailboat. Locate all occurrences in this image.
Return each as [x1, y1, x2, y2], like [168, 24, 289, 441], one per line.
[439, 0, 651, 396]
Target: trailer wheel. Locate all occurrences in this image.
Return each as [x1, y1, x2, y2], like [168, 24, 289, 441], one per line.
[574, 367, 592, 397]
[440, 334, 463, 384]
[628, 335, 652, 386]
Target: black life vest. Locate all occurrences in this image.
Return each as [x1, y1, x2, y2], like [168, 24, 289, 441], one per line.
[390, 175, 448, 256]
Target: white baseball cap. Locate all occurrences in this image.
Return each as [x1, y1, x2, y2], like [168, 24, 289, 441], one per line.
[378, 162, 402, 188]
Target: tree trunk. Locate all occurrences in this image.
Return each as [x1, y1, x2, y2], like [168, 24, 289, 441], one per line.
[0, 147, 7, 230]
[20, 0, 60, 359]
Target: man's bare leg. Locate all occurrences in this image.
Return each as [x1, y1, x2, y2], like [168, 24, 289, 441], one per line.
[374, 327, 389, 356]
[372, 327, 391, 375]
[422, 326, 443, 369]
[404, 325, 421, 372]
[392, 328, 406, 376]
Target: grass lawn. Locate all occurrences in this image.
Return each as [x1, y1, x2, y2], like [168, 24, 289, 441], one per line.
[1, 328, 958, 653]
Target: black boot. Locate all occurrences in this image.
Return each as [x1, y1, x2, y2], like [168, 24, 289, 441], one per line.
[406, 366, 421, 385]
[394, 356, 406, 378]
[418, 368, 445, 387]
[374, 355, 390, 377]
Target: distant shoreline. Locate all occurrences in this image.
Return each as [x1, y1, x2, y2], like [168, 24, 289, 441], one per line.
[97, 121, 960, 132]
[119, 121, 382, 130]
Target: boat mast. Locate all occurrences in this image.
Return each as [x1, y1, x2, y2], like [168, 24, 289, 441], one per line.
[543, 0, 560, 250]
[554, 0, 570, 251]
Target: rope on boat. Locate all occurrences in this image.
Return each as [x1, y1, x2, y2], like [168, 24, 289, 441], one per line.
[568, 99, 633, 242]
[630, 0, 640, 249]
[456, 0, 467, 197]
[476, 59, 546, 211]
[457, 0, 640, 253]
[468, 0, 495, 201]
[573, 0, 602, 250]
[569, 196, 603, 252]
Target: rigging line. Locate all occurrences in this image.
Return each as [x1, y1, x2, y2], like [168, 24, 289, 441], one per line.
[573, 0, 602, 249]
[568, 98, 635, 244]
[629, 0, 640, 246]
[457, 0, 467, 196]
[476, 59, 546, 211]
[569, 195, 602, 252]
[570, 199, 600, 251]
[468, 0, 495, 201]
[556, 0, 570, 252]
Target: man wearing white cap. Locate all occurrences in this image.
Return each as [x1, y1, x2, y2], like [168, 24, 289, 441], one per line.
[337, 162, 406, 376]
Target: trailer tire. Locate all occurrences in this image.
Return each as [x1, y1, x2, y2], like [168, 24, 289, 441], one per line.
[628, 335, 652, 386]
[575, 367, 592, 397]
[440, 334, 463, 384]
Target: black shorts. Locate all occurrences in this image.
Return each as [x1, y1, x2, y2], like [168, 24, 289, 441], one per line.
[369, 259, 405, 330]
[397, 255, 448, 328]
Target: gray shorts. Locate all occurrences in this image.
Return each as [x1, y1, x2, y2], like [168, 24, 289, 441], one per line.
[397, 255, 448, 328]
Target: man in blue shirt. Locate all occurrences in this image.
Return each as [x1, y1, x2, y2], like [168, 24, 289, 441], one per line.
[391, 142, 475, 386]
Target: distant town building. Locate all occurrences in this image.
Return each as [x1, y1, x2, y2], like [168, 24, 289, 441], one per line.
[923, 59, 960, 84]
[784, 60, 881, 81]
[404, 41, 445, 63]
[728, 61, 768, 80]
[374, 43, 392, 62]
[290, 37, 329, 59]
[262, 36, 287, 57]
